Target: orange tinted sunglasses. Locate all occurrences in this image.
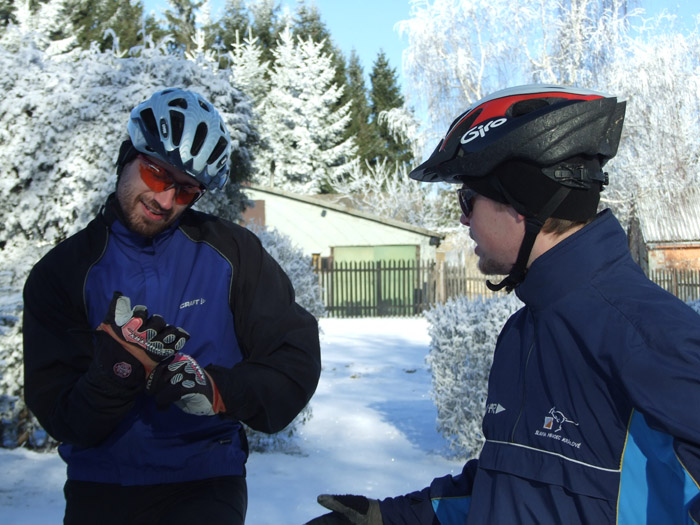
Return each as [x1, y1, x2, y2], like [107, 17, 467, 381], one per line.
[138, 155, 205, 205]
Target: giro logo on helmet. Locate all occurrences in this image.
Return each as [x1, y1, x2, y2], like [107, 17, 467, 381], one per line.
[461, 118, 507, 144]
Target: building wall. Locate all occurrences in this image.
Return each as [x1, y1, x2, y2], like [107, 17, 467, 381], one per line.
[648, 245, 700, 271]
[242, 187, 439, 260]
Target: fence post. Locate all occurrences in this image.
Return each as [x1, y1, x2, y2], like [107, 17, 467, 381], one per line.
[436, 259, 445, 304]
[375, 260, 382, 316]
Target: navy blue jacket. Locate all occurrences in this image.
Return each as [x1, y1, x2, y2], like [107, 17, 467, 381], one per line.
[381, 210, 700, 524]
[23, 195, 321, 485]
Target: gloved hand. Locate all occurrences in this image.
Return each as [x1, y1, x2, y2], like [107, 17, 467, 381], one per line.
[306, 495, 383, 525]
[89, 330, 147, 392]
[146, 353, 226, 416]
[97, 291, 189, 374]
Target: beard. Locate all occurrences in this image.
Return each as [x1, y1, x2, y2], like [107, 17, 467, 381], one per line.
[116, 182, 179, 237]
[477, 256, 513, 276]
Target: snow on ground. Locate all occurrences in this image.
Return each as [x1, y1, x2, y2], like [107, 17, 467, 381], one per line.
[0, 317, 465, 524]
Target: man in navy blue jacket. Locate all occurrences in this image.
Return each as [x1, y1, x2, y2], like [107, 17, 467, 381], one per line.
[23, 88, 321, 524]
[308, 85, 700, 524]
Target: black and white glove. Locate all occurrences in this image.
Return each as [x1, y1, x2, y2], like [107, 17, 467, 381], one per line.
[97, 291, 189, 373]
[147, 353, 226, 416]
[306, 495, 383, 525]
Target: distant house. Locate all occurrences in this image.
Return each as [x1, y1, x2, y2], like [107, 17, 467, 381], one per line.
[240, 183, 444, 266]
[628, 189, 700, 274]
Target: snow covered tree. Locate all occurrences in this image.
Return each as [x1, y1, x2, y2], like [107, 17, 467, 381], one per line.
[600, 20, 700, 224]
[291, 0, 347, 106]
[163, 0, 202, 55]
[369, 50, 413, 166]
[7, 0, 75, 53]
[228, 30, 269, 111]
[424, 293, 523, 459]
[0, 0, 16, 27]
[397, 0, 636, 140]
[213, 0, 250, 65]
[0, 29, 255, 447]
[10, 0, 158, 55]
[248, 0, 286, 65]
[253, 27, 356, 194]
[59, 0, 147, 53]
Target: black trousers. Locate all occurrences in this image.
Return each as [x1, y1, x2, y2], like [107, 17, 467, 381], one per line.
[64, 476, 247, 525]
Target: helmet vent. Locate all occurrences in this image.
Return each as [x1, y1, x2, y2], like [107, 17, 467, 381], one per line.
[140, 108, 158, 136]
[208, 137, 228, 165]
[169, 110, 184, 146]
[508, 98, 552, 117]
[198, 99, 211, 112]
[168, 98, 188, 109]
[191, 122, 208, 156]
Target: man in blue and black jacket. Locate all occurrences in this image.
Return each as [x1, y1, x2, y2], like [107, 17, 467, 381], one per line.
[308, 85, 700, 524]
[23, 88, 321, 524]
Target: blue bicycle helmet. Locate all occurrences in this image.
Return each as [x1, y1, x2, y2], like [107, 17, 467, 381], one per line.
[127, 88, 231, 190]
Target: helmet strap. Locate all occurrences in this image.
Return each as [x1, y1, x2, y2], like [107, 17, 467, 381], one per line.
[115, 139, 138, 180]
[486, 185, 571, 292]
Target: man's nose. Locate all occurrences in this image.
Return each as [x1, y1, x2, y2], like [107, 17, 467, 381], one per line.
[153, 187, 177, 209]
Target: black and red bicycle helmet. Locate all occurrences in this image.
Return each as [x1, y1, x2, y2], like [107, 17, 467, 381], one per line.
[410, 84, 626, 291]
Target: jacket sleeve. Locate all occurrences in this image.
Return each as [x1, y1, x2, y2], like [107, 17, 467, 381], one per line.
[205, 227, 321, 434]
[22, 235, 145, 448]
[616, 299, 700, 522]
[378, 460, 477, 524]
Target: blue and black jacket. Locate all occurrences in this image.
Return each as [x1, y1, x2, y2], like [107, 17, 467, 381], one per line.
[380, 210, 700, 524]
[23, 194, 321, 485]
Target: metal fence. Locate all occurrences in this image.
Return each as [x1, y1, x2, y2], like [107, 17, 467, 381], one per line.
[316, 260, 700, 318]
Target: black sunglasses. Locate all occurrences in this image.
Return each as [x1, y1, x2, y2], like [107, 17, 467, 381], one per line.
[457, 188, 477, 217]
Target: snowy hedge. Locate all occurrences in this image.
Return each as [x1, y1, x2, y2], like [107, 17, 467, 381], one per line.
[245, 225, 325, 452]
[424, 293, 524, 459]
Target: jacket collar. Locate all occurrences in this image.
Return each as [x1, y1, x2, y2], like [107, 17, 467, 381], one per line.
[515, 210, 630, 310]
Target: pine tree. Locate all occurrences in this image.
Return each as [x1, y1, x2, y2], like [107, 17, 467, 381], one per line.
[228, 30, 268, 182]
[248, 0, 285, 66]
[369, 50, 413, 166]
[163, 0, 202, 55]
[229, 31, 270, 107]
[291, 0, 348, 112]
[254, 28, 356, 194]
[214, 0, 250, 65]
[63, 0, 148, 53]
[345, 50, 380, 165]
[0, 0, 16, 27]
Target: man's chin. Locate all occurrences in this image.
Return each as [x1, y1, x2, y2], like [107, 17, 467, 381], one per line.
[477, 258, 511, 277]
[126, 215, 173, 237]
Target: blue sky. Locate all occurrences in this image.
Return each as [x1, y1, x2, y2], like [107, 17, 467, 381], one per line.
[141, 0, 698, 92]
[142, 0, 412, 87]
